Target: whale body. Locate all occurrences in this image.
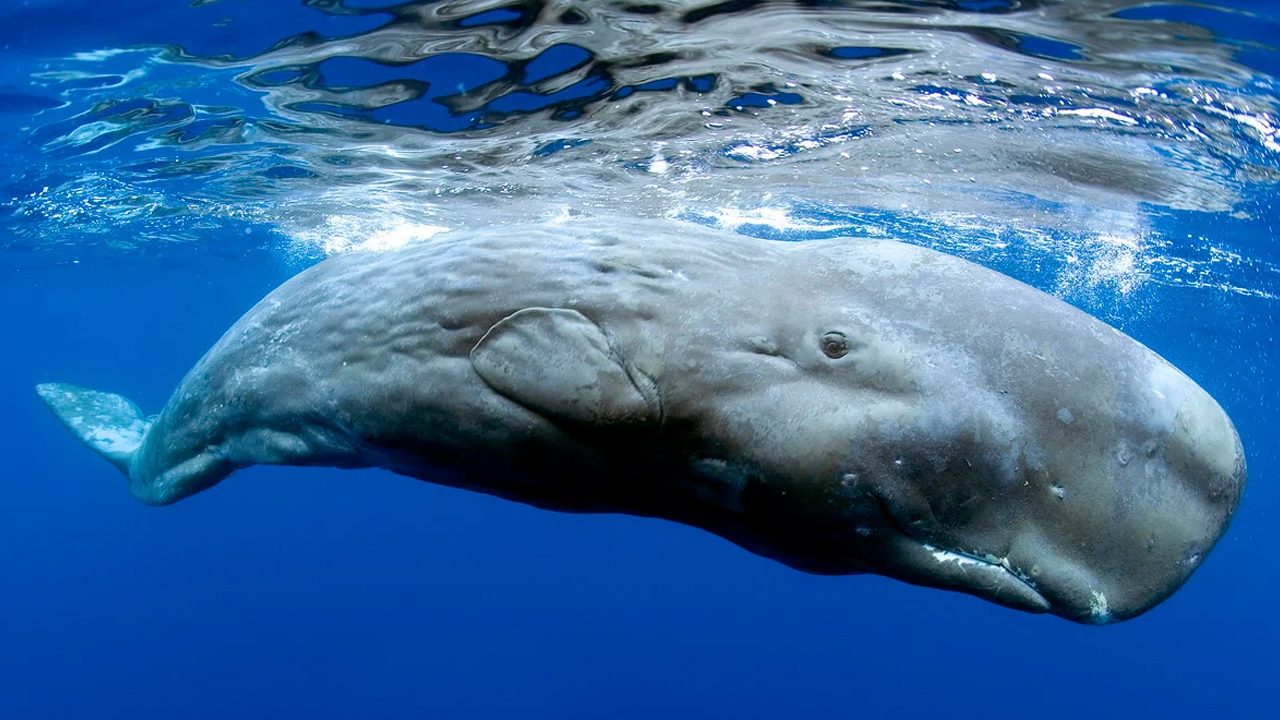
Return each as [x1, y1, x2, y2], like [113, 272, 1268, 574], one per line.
[38, 217, 1246, 624]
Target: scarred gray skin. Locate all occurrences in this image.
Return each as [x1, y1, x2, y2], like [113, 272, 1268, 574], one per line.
[50, 218, 1246, 623]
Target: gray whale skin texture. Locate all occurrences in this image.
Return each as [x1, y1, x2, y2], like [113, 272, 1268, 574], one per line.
[37, 217, 1245, 624]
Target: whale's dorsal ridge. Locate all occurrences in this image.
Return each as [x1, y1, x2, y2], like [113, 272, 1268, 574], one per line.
[470, 307, 661, 427]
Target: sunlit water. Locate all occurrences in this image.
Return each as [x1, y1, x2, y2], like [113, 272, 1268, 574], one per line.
[1, 1, 1278, 718]
[4, 0, 1278, 307]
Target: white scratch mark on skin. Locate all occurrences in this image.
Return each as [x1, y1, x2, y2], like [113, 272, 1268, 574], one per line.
[923, 544, 985, 569]
[923, 545, 1039, 589]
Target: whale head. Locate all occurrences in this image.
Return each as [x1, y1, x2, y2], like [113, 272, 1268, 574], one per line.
[674, 237, 1246, 624]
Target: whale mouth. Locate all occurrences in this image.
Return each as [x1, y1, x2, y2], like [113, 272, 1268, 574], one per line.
[864, 490, 1051, 613]
[889, 538, 1051, 614]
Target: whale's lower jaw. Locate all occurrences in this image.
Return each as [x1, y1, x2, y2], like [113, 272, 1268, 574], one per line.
[884, 537, 1052, 615]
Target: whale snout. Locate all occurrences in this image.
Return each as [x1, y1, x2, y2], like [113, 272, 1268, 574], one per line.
[1040, 378, 1245, 624]
[862, 355, 1246, 624]
[988, 363, 1247, 624]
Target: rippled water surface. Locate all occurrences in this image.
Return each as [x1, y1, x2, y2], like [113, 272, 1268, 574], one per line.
[1, 1, 1278, 718]
[4, 0, 1279, 304]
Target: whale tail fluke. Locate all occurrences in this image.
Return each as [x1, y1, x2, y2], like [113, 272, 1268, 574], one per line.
[36, 382, 151, 475]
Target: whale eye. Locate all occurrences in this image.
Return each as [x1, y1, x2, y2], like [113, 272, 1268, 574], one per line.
[821, 332, 849, 359]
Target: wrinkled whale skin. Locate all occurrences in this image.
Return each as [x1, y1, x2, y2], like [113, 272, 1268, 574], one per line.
[38, 218, 1245, 624]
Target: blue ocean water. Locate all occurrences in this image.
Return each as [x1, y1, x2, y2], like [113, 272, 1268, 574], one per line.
[1, 1, 1277, 717]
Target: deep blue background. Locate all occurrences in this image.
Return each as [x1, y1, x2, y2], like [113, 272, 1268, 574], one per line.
[2, 1, 1278, 718]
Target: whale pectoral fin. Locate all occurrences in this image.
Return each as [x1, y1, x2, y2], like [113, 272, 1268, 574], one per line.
[36, 382, 151, 474]
[471, 307, 660, 426]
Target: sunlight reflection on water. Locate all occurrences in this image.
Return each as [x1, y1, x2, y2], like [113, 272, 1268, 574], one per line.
[3, 0, 1278, 303]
